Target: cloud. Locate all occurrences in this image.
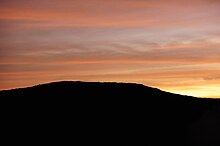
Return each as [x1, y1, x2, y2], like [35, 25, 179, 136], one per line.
[203, 75, 220, 81]
[1, 39, 219, 66]
[1, 0, 220, 29]
[0, 0, 220, 97]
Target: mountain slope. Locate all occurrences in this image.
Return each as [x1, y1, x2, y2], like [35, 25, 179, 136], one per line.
[1, 81, 219, 146]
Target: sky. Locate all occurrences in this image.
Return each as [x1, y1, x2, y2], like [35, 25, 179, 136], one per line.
[0, 0, 220, 98]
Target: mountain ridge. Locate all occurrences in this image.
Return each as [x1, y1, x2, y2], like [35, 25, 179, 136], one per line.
[2, 81, 218, 99]
[1, 81, 219, 146]
[0, 81, 197, 98]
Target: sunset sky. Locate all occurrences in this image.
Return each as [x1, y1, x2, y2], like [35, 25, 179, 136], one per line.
[0, 0, 220, 98]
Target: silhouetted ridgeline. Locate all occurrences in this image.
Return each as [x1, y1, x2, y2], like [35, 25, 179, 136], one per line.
[1, 81, 220, 146]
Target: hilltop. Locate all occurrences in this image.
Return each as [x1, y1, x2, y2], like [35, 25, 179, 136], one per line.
[1, 81, 219, 146]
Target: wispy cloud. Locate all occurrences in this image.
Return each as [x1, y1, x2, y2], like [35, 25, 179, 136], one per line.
[0, 0, 220, 97]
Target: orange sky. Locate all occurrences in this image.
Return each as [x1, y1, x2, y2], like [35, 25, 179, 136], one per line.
[0, 0, 220, 98]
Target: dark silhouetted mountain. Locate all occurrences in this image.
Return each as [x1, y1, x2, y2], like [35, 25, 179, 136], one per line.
[1, 81, 220, 146]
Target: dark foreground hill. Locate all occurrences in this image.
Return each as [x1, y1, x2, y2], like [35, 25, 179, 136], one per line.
[1, 81, 220, 146]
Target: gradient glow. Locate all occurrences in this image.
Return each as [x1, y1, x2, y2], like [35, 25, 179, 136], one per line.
[0, 0, 220, 98]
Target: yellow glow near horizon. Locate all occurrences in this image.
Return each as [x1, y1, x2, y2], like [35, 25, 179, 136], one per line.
[162, 85, 220, 98]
